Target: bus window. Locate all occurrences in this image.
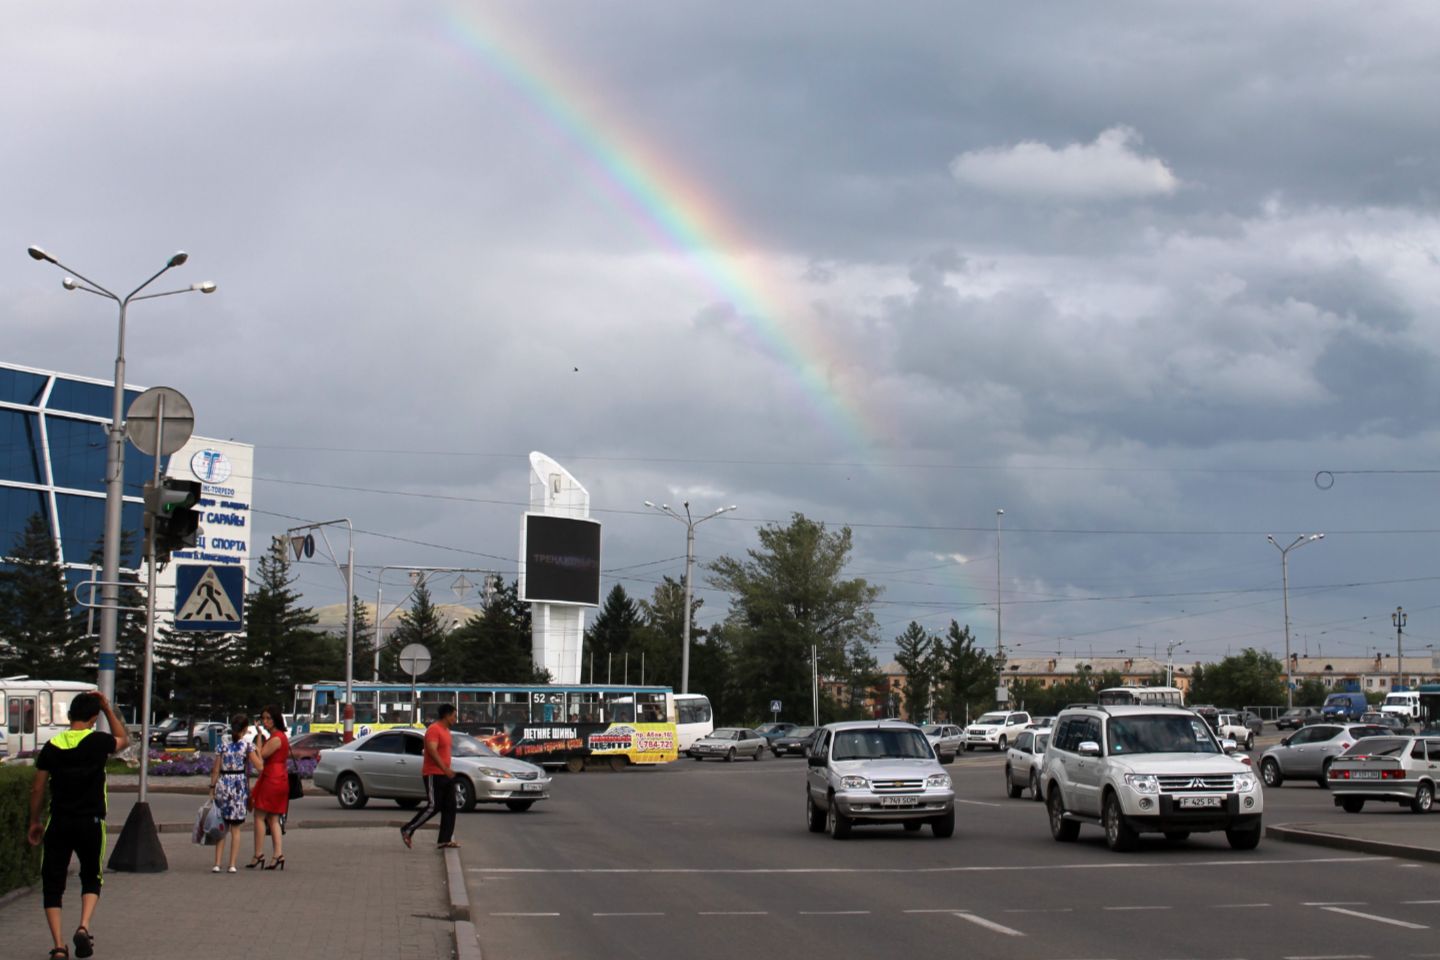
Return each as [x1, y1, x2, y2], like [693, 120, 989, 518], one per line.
[677, 698, 712, 726]
[379, 688, 413, 722]
[571, 692, 603, 723]
[349, 690, 378, 724]
[604, 693, 635, 723]
[637, 693, 665, 723]
[37, 692, 52, 727]
[294, 691, 314, 721]
[459, 691, 493, 725]
[496, 693, 528, 724]
[418, 691, 456, 724]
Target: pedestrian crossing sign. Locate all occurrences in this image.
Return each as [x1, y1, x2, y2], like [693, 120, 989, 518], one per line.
[174, 564, 245, 632]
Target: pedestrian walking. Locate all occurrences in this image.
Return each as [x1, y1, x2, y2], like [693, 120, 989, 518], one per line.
[26, 690, 130, 960]
[208, 713, 260, 873]
[400, 703, 458, 850]
[249, 704, 290, 871]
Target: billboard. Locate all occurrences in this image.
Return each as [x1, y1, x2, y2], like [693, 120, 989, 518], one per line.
[519, 513, 601, 606]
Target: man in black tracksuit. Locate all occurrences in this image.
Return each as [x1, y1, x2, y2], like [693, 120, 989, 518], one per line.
[27, 691, 129, 960]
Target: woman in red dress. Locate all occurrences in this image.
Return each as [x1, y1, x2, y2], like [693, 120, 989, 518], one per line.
[249, 704, 290, 870]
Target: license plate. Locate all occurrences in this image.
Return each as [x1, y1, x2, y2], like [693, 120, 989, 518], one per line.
[879, 796, 918, 807]
[1177, 796, 1222, 809]
[1351, 771, 1380, 780]
[522, 782, 543, 792]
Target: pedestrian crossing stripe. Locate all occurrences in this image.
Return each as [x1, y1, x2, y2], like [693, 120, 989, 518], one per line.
[177, 566, 241, 622]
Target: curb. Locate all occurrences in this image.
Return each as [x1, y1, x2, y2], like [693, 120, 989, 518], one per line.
[444, 846, 481, 959]
[114, 820, 439, 834]
[1267, 823, 1440, 864]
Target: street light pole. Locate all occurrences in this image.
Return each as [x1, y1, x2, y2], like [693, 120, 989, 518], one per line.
[1393, 606, 1407, 690]
[644, 500, 737, 694]
[1267, 533, 1324, 709]
[995, 508, 1004, 665]
[282, 520, 355, 740]
[27, 246, 215, 719]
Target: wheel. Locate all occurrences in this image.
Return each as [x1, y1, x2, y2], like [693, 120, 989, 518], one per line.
[1005, 768, 1023, 799]
[192, 737, 206, 750]
[1319, 758, 1334, 788]
[395, 798, 421, 810]
[336, 773, 368, 810]
[565, 755, 586, 773]
[1245, 734, 1254, 751]
[693, 754, 703, 761]
[962, 743, 970, 753]
[1261, 758, 1283, 788]
[608, 756, 629, 773]
[1029, 771, 1044, 802]
[505, 799, 535, 812]
[806, 792, 826, 833]
[903, 821, 923, 832]
[997, 736, 1008, 752]
[727, 747, 737, 762]
[940, 752, 953, 766]
[1341, 797, 1365, 813]
[453, 777, 477, 813]
[1047, 787, 1079, 842]
[1164, 831, 1190, 843]
[826, 796, 852, 839]
[1412, 782, 1434, 814]
[772, 749, 781, 758]
[752, 747, 761, 761]
[931, 808, 955, 838]
[1226, 826, 1262, 850]
[1103, 791, 1139, 852]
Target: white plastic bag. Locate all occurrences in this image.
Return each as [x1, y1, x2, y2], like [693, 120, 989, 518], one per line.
[194, 800, 227, 845]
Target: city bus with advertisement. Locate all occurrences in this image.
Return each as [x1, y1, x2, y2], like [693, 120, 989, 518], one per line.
[291, 681, 713, 771]
[0, 677, 99, 758]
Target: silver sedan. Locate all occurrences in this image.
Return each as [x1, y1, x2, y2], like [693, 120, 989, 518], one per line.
[689, 727, 767, 761]
[313, 728, 551, 812]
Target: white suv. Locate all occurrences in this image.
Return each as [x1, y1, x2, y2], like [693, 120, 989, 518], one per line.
[1042, 705, 1262, 851]
[805, 721, 955, 839]
[965, 711, 1031, 752]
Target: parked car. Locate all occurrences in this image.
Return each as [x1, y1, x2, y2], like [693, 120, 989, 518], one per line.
[1322, 692, 1369, 722]
[1042, 705, 1262, 851]
[289, 730, 344, 761]
[1026, 716, 1056, 730]
[149, 717, 189, 746]
[964, 711, 1031, 752]
[1004, 727, 1050, 801]
[1259, 723, 1391, 788]
[770, 726, 819, 757]
[805, 721, 954, 839]
[1275, 707, 1321, 730]
[920, 724, 964, 764]
[1215, 713, 1256, 751]
[170, 721, 228, 750]
[690, 728, 767, 761]
[1329, 736, 1438, 814]
[313, 728, 550, 812]
[1360, 712, 1414, 735]
[754, 722, 797, 741]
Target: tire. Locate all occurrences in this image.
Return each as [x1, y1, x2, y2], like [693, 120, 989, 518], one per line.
[997, 736, 1008, 752]
[1319, 758, 1334, 788]
[1226, 826, 1262, 850]
[565, 755, 586, 773]
[931, 808, 955, 839]
[1030, 771, 1044, 802]
[1412, 782, 1434, 815]
[1261, 758, 1283, 788]
[962, 743, 970, 753]
[1005, 768, 1023, 799]
[192, 737, 205, 750]
[727, 747, 737, 763]
[806, 792, 826, 833]
[752, 747, 761, 761]
[1245, 735, 1254, 751]
[608, 756, 629, 773]
[693, 755, 703, 762]
[453, 777, 477, 813]
[903, 821, 923, 832]
[336, 773, 368, 810]
[395, 798, 421, 810]
[940, 752, 953, 766]
[1341, 797, 1365, 813]
[1103, 791, 1139, 852]
[505, 799, 535, 812]
[1164, 831, 1190, 843]
[826, 796, 852, 839]
[1048, 787, 1079, 842]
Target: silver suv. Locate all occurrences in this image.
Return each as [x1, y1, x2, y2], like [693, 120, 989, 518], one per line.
[805, 721, 955, 839]
[1042, 705, 1263, 851]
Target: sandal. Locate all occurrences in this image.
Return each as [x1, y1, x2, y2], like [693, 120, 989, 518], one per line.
[48, 948, 68, 960]
[73, 926, 93, 959]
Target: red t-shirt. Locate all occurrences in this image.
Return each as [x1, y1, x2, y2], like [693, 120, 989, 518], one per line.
[422, 723, 452, 777]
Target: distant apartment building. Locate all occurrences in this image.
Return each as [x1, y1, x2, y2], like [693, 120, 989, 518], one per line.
[1287, 653, 1438, 694]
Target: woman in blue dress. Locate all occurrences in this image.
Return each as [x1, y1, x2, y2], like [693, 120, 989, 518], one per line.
[208, 713, 261, 873]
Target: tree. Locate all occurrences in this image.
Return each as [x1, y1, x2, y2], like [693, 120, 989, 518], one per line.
[1188, 649, 1285, 708]
[1294, 679, 1327, 708]
[449, 578, 548, 683]
[893, 622, 938, 722]
[584, 585, 644, 682]
[635, 576, 700, 689]
[385, 584, 453, 681]
[837, 640, 884, 720]
[707, 514, 880, 721]
[935, 621, 996, 724]
[244, 546, 328, 706]
[0, 513, 84, 679]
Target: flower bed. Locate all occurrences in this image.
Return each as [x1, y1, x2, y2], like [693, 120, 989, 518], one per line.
[145, 750, 316, 778]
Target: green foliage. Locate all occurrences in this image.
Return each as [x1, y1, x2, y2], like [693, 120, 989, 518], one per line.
[1294, 679, 1328, 708]
[893, 622, 939, 722]
[584, 585, 645, 681]
[241, 546, 332, 707]
[633, 576, 700, 689]
[0, 765, 44, 897]
[0, 513, 84, 679]
[384, 585, 453, 680]
[448, 578, 549, 683]
[1188, 649, 1286, 707]
[935, 622, 997, 722]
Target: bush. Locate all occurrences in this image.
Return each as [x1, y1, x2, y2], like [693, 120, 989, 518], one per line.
[0, 765, 44, 897]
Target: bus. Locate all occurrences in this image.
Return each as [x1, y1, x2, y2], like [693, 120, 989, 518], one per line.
[1096, 686, 1186, 708]
[291, 681, 714, 771]
[1, 677, 99, 758]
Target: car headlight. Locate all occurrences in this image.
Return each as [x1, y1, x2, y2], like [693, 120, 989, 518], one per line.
[840, 775, 868, 790]
[1234, 773, 1257, 793]
[1123, 774, 1159, 795]
[476, 767, 515, 780]
[925, 773, 951, 789]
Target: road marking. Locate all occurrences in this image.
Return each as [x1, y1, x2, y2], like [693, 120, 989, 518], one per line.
[698, 911, 768, 916]
[904, 908, 968, 913]
[1103, 905, 1171, 911]
[488, 912, 560, 918]
[1320, 907, 1428, 930]
[593, 912, 664, 917]
[1284, 955, 1372, 959]
[469, 855, 1387, 876]
[1212, 903, 1271, 908]
[798, 910, 870, 916]
[1304, 901, 1367, 906]
[954, 912, 1025, 937]
[1003, 907, 1074, 914]
[1405, 900, 1440, 905]
[954, 798, 1004, 807]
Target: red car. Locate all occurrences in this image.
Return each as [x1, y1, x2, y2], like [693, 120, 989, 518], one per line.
[288, 731, 344, 761]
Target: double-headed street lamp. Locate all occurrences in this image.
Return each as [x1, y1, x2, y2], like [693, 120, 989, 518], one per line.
[27, 246, 216, 714]
[1267, 532, 1324, 709]
[643, 500, 736, 694]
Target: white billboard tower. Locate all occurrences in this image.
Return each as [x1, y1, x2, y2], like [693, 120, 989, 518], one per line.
[519, 452, 598, 684]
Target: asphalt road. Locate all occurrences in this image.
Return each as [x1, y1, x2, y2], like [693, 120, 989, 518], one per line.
[450, 739, 1440, 960]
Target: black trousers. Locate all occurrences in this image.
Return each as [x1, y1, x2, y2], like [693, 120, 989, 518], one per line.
[401, 774, 456, 844]
[42, 815, 105, 909]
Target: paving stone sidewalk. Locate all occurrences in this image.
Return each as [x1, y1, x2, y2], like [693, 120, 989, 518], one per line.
[0, 827, 455, 960]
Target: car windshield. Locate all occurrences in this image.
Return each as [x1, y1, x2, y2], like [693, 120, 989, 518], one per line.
[921, 725, 943, 735]
[451, 734, 497, 758]
[1343, 737, 1407, 757]
[1107, 716, 1219, 755]
[1035, 734, 1050, 752]
[831, 728, 932, 761]
[975, 713, 1007, 725]
[787, 727, 816, 738]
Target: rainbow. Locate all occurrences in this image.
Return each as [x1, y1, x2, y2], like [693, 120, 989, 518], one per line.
[440, 5, 875, 446]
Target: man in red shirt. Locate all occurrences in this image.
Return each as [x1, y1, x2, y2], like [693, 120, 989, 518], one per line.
[401, 703, 457, 849]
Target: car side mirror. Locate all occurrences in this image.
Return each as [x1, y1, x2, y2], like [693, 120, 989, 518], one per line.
[1078, 741, 1101, 758]
[1221, 739, 1238, 754]
[1280, 736, 1291, 747]
[807, 754, 825, 767]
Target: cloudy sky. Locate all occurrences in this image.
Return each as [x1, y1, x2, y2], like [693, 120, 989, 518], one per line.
[8, 2, 1440, 671]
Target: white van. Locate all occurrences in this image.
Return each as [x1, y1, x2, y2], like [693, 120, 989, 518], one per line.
[0, 677, 99, 757]
[1381, 691, 1421, 722]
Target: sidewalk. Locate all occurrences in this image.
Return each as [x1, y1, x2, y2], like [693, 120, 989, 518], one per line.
[0, 827, 455, 960]
[1269, 819, 1440, 863]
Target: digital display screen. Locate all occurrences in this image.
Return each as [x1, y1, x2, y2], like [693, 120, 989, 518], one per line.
[520, 514, 601, 606]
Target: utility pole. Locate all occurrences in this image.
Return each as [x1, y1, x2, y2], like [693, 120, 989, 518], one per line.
[1267, 533, 1324, 710]
[1394, 606, 1407, 690]
[995, 508, 1004, 663]
[644, 500, 737, 694]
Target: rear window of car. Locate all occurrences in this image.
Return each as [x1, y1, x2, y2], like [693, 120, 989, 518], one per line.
[1343, 737, 1407, 757]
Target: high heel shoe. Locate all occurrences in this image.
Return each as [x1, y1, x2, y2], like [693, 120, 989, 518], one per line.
[244, 855, 265, 869]
[264, 855, 285, 871]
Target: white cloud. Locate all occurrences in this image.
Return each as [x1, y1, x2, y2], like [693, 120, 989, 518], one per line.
[949, 126, 1179, 200]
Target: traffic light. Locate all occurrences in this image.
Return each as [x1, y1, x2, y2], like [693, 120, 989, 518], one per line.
[143, 478, 202, 564]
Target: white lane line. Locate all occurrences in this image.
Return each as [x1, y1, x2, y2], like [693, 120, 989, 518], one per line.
[1304, 901, 1367, 906]
[1004, 907, 1074, 914]
[698, 911, 768, 916]
[904, 908, 968, 913]
[1405, 900, 1440, 905]
[489, 912, 560, 918]
[1284, 955, 1372, 959]
[954, 912, 1026, 937]
[954, 798, 1004, 807]
[1212, 903, 1271, 908]
[469, 855, 1387, 875]
[1103, 905, 1172, 911]
[593, 912, 664, 917]
[798, 910, 871, 916]
[1320, 906, 1428, 930]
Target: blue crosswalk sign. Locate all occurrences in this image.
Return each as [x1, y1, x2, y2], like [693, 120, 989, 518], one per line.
[174, 564, 245, 632]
